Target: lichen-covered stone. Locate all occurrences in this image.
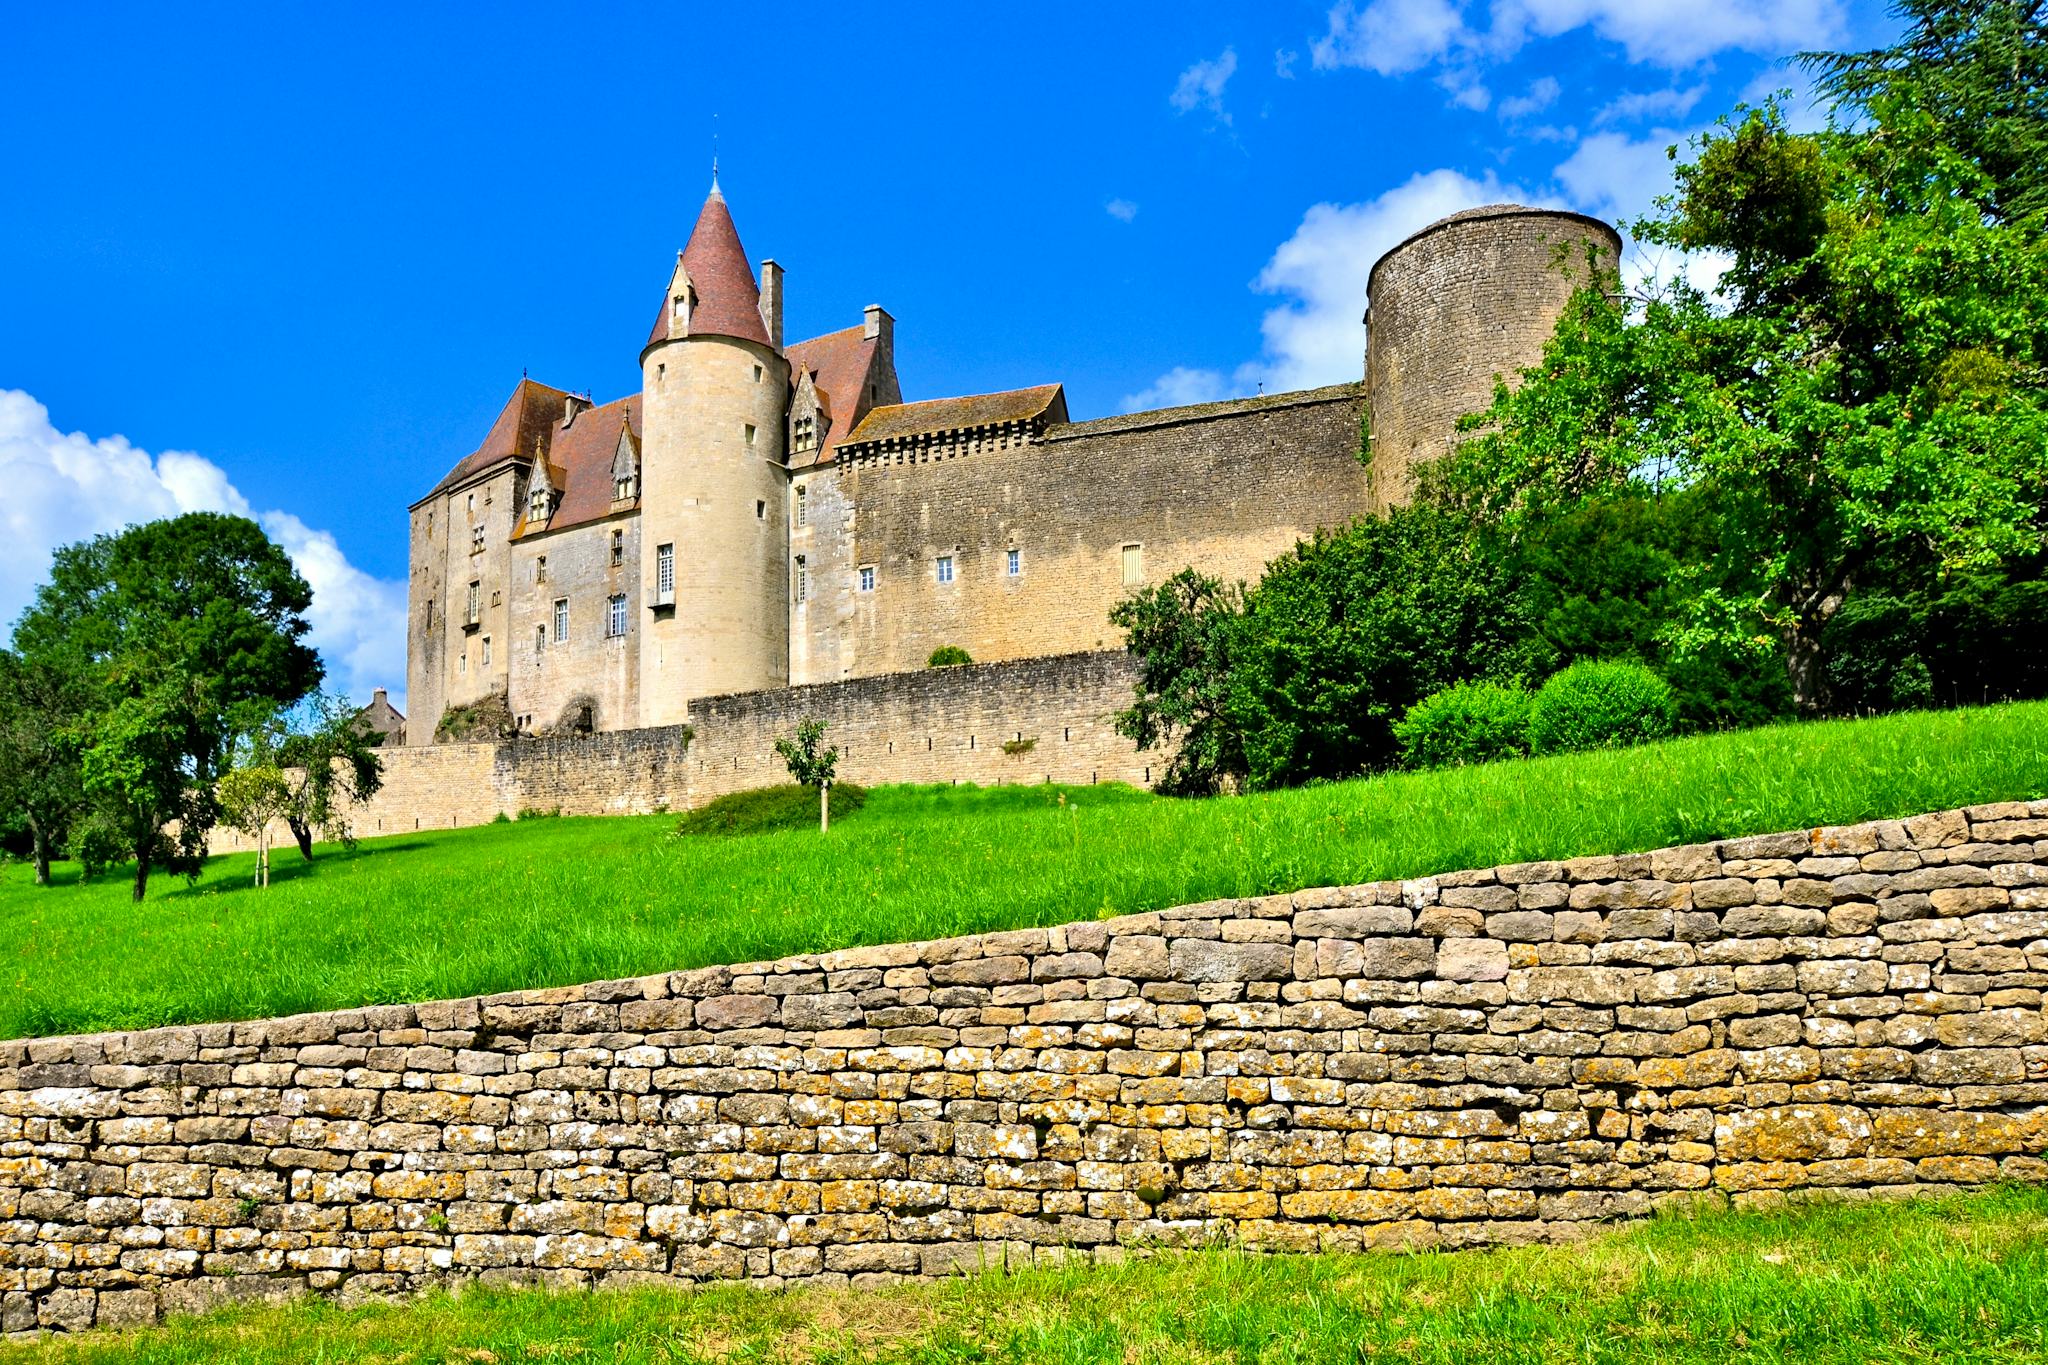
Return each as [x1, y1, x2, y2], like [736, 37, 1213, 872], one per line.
[6, 801, 2045, 1333]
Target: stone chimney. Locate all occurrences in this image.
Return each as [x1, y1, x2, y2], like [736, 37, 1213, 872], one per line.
[560, 394, 592, 429]
[759, 260, 784, 350]
[372, 688, 388, 707]
[863, 303, 892, 347]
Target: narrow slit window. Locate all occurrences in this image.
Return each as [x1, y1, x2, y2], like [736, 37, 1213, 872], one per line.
[1120, 543, 1143, 586]
[859, 565, 875, 592]
[936, 555, 954, 584]
[553, 597, 569, 643]
[1007, 548, 1021, 576]
[611, 530, 624, 567]
[656, 543, 675, 604]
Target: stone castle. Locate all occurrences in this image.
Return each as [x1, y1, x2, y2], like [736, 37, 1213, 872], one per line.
[405, 185, 1617, 743]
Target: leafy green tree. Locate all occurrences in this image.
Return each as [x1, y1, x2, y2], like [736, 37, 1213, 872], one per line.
[1227, 507, 1541, 788]
[217, 759, 293, 888]
[926, 646, 974, 667]
[275, 694, 385, 859]
[13, 513, 322, 899]
[1441, 89, 2048, 711]
[0, 648, 92, 884]
[1513, 491, 1794, 730]
[774, 718, 841, 831]
[1108, 570, 1248, 796]
[1801, 0, 2048, 225]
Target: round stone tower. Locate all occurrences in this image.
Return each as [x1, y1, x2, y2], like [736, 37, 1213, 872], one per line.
[637, 181, 791, 727]
[1363, 204, 1620, 510]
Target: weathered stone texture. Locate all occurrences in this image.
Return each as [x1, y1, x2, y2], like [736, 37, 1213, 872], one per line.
[213, 651, 1149, 849]
[21, 801, 2048, 1333]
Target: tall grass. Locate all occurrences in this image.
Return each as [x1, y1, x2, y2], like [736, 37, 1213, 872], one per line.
[1, 702, 2043, 1041]
[5, 1185, 2045, 1363]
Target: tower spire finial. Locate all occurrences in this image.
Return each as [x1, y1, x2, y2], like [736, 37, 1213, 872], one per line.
[709, 113, 722, 198]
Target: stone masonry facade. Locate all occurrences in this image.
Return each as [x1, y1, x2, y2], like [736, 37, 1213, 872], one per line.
[407, 190, 1607, 740]
[13, 801, 2048, 1334]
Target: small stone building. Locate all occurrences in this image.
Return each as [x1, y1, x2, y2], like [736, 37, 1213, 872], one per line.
[353, 688, 406, 747]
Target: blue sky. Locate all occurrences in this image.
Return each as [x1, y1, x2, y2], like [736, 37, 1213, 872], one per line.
[0, 0, 1892, 705]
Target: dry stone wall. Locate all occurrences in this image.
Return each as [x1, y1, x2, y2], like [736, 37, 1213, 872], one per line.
[19, 801, 2048, 1335]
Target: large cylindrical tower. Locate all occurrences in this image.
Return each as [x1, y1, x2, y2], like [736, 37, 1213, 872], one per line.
[637, 185, 790, 727]
[1363, 204, 1620, 510]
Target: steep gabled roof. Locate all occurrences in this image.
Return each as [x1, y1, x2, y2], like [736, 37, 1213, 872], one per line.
[784, 323, 887, 466]
[422, 379, 570, 501]
[514, 394, 643, 537]
[645, 185, 770, 350]
[841, 384, 1067, 450]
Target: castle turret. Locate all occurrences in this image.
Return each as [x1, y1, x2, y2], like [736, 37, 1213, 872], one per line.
[1363, 204, 1620, 510]
[636, 179, 791, 725]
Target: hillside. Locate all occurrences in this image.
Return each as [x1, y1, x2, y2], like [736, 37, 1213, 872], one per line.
[1, 702, 2043, 1041]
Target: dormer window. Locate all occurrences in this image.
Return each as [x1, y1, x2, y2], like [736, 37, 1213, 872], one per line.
[793, 414, 816, 451]
[528, 482, 550, 524]
[614, 473, 635, 501]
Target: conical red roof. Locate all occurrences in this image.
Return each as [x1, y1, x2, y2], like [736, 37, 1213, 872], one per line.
[647, 184, 769, 348]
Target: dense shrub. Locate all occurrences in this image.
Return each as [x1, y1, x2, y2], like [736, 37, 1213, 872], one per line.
[1823, 564, 2048, 714]
[1226, 506, 1542, 787]
[927, 646, 973, 667]
[673, 783, 868, 837]
[1528, 661, 1677, 755]
[1108, 570, 1246, 795]
[1514, 489, 1793, 732]
[1393, 681, 1535, 769]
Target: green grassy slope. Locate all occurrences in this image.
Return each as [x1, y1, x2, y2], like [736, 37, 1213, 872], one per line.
[5, 1185, 2045, 1363]
[2, 702, 2043, 1041]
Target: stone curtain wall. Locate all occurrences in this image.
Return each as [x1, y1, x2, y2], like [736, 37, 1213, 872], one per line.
[211, 652, 1147, 853]
[790, 384, 1372, 685]
[26, 801, 2047, 1335]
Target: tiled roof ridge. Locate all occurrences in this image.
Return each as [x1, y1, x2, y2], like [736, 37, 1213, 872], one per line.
[841, 384, 1064, 450]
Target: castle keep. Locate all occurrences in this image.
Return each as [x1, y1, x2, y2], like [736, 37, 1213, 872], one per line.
[406, 186, 1617, 744]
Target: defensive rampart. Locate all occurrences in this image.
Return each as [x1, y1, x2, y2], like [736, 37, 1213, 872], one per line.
[14, 801, 2048, 1333]
[212, 652, 1147, 852]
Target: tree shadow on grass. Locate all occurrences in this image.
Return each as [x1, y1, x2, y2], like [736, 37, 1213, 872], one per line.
[145, 839, 435, 901]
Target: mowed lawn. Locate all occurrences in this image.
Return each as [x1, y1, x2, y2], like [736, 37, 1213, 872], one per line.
[5, 1185, 2045, 1363]
[2, 702, 2044, 1041]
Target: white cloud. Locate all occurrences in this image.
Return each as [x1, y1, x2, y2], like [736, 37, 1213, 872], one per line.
[1552, 127, 1683, 222]
[0, 389, 406, 709]
[1313, 0, 1471, 75]
[1595, 83, 1706, 124]
[1498, 75, 1561, 119]
[1120, 366, 1236, 413]
[1275, 47, 1300, 78]
[1106, 198, 1140, 222]
[1170, 48, 1239, 122]
[1124, 168, 1552, 410]
[1494, 0, 1846, 67]
[1310, 0, 1847, 104]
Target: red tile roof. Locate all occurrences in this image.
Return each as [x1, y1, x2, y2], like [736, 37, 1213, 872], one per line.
[424, 378, 571, 499]
[841, 385, 1067, 449]
[784, 324, 884, 466]
[515, 394, 643, 538]
[645, 186, 769, 350]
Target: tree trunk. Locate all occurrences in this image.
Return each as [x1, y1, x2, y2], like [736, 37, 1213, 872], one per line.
[1785, 570, 1853, 716]
[288, 816, 314, 861]
[27, 816, 51, 887]
[820, 781, 830, 834]
[131, 852, 151, 903]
